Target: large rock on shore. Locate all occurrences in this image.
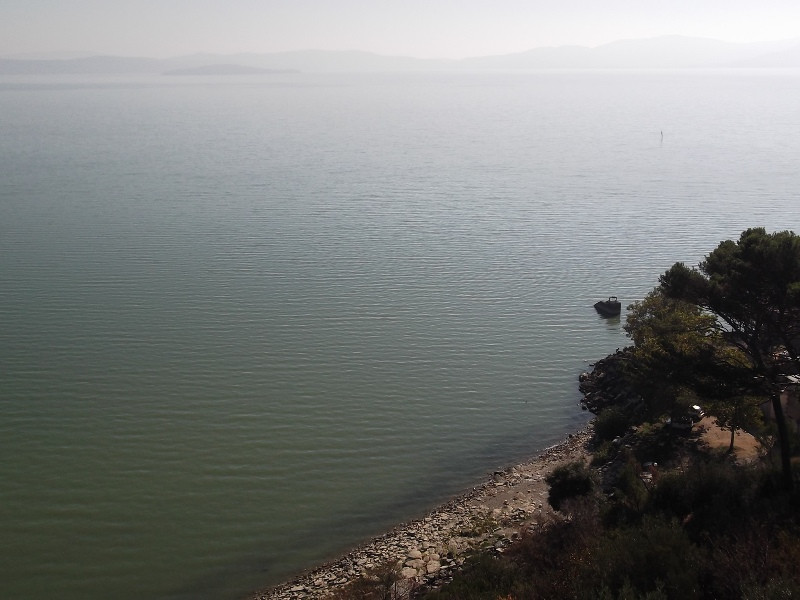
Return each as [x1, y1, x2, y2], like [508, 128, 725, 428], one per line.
[579, 347, 642, 415]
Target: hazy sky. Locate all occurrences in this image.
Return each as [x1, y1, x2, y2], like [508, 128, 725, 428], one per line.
[3, 0, 799, 59]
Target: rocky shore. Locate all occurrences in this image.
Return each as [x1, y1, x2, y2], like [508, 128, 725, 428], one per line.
[250, 347, 763, 599]
[579, 348, 639, 414]
[251, 426, 593, 600]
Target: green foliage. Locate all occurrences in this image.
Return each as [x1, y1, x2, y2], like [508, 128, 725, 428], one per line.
[454, 512, 498, 537]
[741, 578, 800, 600]
[613, 456, 650, 516]
[421, 553, 520, 600]
[625, 289, 718, 352]
[506, 517, 600, 599]
[707, 526, 800, 599]
[594, 406, 631, 441]
[650, 229, 800, 488]
[591, 439, 617, 466]
[648, 459, 762, 536]
[675, 229, 800, 355]
[590, 517, 703, 600]
[597, 581, 669, 600]
[628, 421, 674, 465]
[623, 290, 721, 419]
[545, 461, 594, 511]
[659, 228, 800, 382]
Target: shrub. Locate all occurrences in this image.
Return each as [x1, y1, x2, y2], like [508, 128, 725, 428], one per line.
[590, 517, 703, 600]
[708, 526, 800, 598]
[740, 577, 800, 600]
[590, 440, 615, 466]
[595, 407, 631, 441]
[648, 459, 759, 535]
[510, 517, 597, 599]
[599, 457, 651, 528]
[545, 461, 594, 511]
[421, 553, 520, 600]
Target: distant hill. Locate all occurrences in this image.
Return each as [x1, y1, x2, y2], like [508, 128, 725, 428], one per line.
[0, 55, 161, 74]
[168, 50, 440, 73]
[2, 36, 800, 74]
[162, 63, 298, 76]
[459, 36, 800, 69]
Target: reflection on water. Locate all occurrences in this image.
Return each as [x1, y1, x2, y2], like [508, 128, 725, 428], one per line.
[1, 70, 799, 600]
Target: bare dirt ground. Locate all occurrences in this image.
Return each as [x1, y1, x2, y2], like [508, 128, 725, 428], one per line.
[694, 416, 763, 463]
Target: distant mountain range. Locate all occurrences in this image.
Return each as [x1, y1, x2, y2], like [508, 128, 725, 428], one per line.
[162, 64, 298, 76]
[2, 36, 800, 75]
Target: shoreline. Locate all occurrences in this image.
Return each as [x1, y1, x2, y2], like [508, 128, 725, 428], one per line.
[250, 346, 764, 599]
[251, 424, 594, 599]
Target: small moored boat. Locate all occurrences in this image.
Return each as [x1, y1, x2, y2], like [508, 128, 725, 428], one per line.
[594, 296, 621, 317]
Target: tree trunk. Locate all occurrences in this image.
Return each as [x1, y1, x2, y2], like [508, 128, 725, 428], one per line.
[728, 427, 735, 454]
[770, 393, 794, 492]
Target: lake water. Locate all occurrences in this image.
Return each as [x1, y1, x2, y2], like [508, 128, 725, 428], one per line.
[1, 69, 799, 600]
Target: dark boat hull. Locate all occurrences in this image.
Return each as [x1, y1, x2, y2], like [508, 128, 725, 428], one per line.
[594, 298, 621, 317]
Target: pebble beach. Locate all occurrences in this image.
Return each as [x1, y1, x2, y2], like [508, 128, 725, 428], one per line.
[252, 425, 593, 599]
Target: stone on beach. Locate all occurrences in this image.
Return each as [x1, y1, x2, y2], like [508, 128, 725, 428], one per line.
[252, 426, 593, 599]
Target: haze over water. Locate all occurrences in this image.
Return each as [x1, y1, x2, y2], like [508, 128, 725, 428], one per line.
[1, 69, 799, 600]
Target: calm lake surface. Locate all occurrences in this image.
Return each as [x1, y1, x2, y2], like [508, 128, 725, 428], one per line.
[1, 69, 799, 600]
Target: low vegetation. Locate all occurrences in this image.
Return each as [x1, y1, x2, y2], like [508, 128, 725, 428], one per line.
[419, 452, 800, 600]
[544, 461, 594, 511]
